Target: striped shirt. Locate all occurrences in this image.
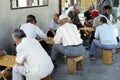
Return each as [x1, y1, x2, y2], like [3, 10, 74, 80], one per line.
[54, 23, 83, 46]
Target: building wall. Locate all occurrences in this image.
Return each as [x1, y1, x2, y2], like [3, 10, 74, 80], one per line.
[0, 0, 59, 54]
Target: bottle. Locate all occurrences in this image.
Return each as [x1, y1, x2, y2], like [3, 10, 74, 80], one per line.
[63, 55, 67, 64]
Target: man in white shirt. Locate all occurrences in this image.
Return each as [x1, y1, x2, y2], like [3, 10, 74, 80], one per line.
[20, 15, 49, 52]
[20, 14, 47, 39]
[89, 17, 118, 59]
[51, 14, 85, 68]
[12, 29, 54, 80]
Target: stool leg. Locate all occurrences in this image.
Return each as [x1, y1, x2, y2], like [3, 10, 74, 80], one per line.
[77, 59, 83, 70]
[0, 67, 12, 80]
[3, 77, 7, 80]
[67, 59, 76, 74]
[103, 50, 112, 64]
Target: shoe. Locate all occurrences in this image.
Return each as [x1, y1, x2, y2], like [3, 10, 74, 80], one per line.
[89, 54, 95, 60]
[115, 48, 120, 53]
[86, 46, 90, 50]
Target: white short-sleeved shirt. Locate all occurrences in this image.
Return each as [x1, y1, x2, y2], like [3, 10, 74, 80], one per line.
[54, 23, 83, 46]
[50, 20, 60, 30]
[95, 24, 117, 45]
[20, 23, 47, 39]
[16, 38, 54, 79]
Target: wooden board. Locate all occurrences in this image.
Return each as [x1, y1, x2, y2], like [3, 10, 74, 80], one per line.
[0, 55, 16, 67]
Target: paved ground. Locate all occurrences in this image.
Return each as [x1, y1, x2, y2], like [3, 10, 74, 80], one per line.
[51, 45, 120, 80]
[1, 41, 120, 80]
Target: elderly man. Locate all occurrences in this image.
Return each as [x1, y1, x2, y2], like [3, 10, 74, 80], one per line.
[67, 4, 83, 28]
[89, 17, 118, 59]
[67, 4, 86, 39]
[51, 14, 85, 68]
[47, 13, 60, 37]
[12, 29, 54, 80]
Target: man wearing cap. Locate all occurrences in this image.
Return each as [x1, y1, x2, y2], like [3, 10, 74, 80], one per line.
[51, 14, 85, 68]
[67, 4, 85, 39]
[67, 4, 83, 28]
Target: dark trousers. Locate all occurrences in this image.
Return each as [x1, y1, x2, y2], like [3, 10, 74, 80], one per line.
[40, 41, 50, 53]
[89, 31, 95, 45]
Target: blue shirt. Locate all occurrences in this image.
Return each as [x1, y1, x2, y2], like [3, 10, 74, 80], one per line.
[50, 20, 60, 30]
[95, 24, 117, 45]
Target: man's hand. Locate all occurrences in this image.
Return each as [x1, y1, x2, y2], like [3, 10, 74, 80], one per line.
[95, 38, 99, 40]
[16, 62, 23, 66]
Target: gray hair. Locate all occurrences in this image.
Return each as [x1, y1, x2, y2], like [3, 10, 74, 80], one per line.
[12, 29, 26, 39]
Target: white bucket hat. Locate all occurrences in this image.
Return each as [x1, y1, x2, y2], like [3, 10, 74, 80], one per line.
[58, 14, 71, 23]
[59, 14, 70, 21]
[74, 4, 82, 12]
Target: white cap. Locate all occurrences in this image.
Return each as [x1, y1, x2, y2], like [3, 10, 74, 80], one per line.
[74, 4, 82, 12]
[59, 14, 69, 21]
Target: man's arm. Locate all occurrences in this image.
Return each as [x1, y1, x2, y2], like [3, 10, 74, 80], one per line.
[50, 28, 56, 36]
[16, 45, 26, 66]
[94, 28, 99, 40]
[36, 26, 47, 39]
[16, 63, 23, 66]
[95, 38, 99, 40]
[54, 29, 62, 44]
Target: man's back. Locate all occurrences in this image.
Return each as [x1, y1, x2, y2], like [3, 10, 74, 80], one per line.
[95, 24, 117, 45]
[54, 23, 83, 46]
[16, 38, 53, 77]
[20, 23, 46, 39]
